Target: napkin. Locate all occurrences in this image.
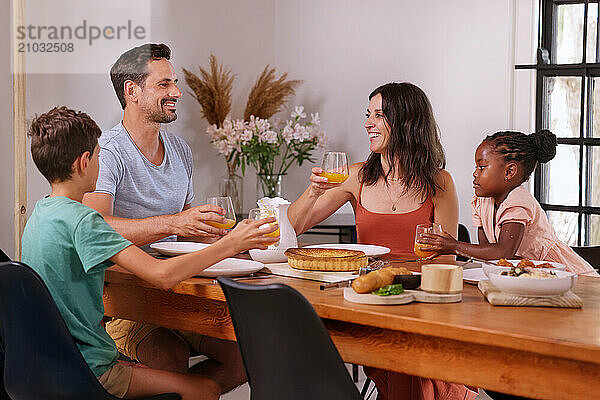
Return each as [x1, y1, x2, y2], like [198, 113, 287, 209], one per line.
[256, 197, 290, 217]
[478, 280, 582, 308]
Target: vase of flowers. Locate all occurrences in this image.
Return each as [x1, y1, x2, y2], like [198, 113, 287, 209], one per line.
[256, 173, 285, 198]
[219, 161, 244, 214]
[206, 106, 326, 200]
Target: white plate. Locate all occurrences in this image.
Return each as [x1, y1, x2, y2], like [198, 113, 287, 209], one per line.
[488, 269, 577, 297]
[304, 244, 391, 257]
[195, 258, 265, 278]
[150, 242, 210, 256]
[462, 268, 487, 284]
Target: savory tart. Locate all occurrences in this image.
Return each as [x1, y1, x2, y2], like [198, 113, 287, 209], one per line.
[284, 248, 368, 271]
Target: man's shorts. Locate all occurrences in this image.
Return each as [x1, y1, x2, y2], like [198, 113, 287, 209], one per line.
[106, 318, 204, 361]
[97, 361, 133, 398]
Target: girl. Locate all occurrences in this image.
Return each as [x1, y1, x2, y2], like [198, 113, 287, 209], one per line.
[422, 130, 596, 275]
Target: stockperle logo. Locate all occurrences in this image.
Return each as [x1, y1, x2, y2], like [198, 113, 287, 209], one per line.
[14, 0, 151, 74]
[16, 20, 147, 46]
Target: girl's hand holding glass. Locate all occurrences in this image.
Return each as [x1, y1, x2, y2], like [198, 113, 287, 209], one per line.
[415, 224, 458, 257]
[414, 223, 443, 259]
[418, 230, 459, 256]
[205, 197, 236, 229]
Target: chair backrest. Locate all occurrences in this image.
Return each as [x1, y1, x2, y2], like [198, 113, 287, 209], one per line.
[458, 224, 471, 244]
[456, 224, 472, 262]
[217, 276, 362, 400]
[0, 249, 10, 263]
[572, 246, 600, 270]
[0, 261, 121, 399]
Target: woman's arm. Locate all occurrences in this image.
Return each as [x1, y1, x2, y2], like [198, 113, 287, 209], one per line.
[431, 170, 459, 239]
[288, 163, 361, 234]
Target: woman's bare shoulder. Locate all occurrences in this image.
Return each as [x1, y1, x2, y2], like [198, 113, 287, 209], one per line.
[435, 169, 456, 190]
[432, 169, 457, 201]
[344, 162, 365, 197]
[350, 162, 365, 173]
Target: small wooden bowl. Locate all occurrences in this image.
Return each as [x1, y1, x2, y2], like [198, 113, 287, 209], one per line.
[421, 264, 463, 294]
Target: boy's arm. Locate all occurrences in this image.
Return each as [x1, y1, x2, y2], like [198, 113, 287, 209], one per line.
[109, 218, 277, 289]
[83, 193, 228, 246]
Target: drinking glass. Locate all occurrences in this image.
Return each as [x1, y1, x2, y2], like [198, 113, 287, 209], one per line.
[320, 151, 349, 183]
[205, 196, 236, 229]
[248, 208, 280, 246]
[414, 223, 442, 259]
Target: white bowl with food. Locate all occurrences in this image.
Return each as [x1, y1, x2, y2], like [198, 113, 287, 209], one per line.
[482, 259, 565, 278]
[488, 269, 577, 297]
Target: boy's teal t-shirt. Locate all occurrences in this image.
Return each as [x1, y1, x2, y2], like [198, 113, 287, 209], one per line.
[22, 196, 132, 376]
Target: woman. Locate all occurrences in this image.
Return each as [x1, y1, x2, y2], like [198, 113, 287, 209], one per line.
[288, 82, 475, 400]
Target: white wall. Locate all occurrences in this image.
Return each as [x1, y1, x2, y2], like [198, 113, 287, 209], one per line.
[1, 0, 537, 255]
[273, 0, 537, 239]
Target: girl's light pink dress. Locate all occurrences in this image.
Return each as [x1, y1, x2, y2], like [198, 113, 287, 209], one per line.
[472, 185, 596, 274]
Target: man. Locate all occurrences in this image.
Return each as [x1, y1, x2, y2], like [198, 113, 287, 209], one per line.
[83, 43, 246, 394]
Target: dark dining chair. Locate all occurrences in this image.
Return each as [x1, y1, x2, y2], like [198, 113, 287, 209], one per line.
[572, 246, 600, 271]
[0, 249, 10, 263]
[456, 223, 471, 262]
[0, 261, 181, 400]
[217, 276, 362, 400]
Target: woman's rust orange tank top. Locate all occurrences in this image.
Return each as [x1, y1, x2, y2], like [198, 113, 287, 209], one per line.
[355, 182, 434, 258]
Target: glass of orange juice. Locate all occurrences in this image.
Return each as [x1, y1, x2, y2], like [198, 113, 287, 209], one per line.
[248, 208, 280, 246]
[414, 223, 442, 259]
[205, 196, 236, 229]
[320, 151, 349, 183]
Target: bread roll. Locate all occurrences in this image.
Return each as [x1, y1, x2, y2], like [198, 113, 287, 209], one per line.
[352, 267, 411, 294]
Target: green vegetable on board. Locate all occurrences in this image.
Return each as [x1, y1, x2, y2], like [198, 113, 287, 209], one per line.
[371, 283, 404, 296]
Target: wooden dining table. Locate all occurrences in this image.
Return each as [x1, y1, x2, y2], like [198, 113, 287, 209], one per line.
[103, 259, 600, 400]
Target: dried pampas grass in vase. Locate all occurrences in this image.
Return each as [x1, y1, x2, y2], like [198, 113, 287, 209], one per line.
[183, 54, 234, 128]
[183, 55, 242, 212]
[244, 65, 302, 121]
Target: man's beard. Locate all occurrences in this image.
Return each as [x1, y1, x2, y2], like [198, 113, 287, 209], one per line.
[147, 109, 177, 123]
[143, 102, 177, 124]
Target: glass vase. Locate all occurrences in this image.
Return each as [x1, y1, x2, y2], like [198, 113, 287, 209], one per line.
[256, 173, 285, 199]
[220, 174, 243, 214]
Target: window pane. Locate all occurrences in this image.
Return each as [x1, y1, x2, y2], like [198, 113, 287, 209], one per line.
[593, 77, 600, 138]
[545, 76, 581, 138]
[584, 146, 600, 207]
[589, 214, 600, 245]
[542, 145, 580, 206]
[555, 4, 585, 64]
[547, 211, 578, 246]
[586, 3, 598, 63]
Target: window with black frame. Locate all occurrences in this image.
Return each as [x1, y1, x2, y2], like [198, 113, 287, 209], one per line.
[519, 0, 600, 246]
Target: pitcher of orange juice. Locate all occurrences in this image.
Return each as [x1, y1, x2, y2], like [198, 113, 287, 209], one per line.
[249, 197, 298, 263]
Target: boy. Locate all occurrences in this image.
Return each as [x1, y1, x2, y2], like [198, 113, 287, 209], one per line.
[22, 106, 277, 399]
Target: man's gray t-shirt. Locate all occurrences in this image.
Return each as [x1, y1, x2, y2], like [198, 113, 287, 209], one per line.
[94, 123, 194, 242]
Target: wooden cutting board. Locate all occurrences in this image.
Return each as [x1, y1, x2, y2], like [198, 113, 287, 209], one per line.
[262, 262, 358, 283]
[478, 280, 583, 308]
[343, 287, 461, 305]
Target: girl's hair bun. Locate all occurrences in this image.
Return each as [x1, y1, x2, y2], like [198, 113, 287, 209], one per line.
[530, 129, 557, 163]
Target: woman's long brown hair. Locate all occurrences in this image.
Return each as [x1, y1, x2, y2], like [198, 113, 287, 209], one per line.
[359, 82, 446, 200]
